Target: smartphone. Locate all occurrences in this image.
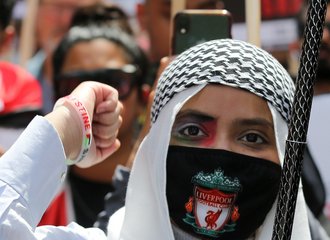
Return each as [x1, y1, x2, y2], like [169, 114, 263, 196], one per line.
[171, 9, 232, 55]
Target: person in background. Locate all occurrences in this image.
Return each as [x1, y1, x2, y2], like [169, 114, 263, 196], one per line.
[0, 0, 43, 157]
[37, 5, 149, 228]
[135, 0, 224, 86]
[0, 61, 43, 153]
[27, 0, 102, 114]
[136, 0, 223, 63]
[69, 2, 134, 36]
[0, 0, 16, 59]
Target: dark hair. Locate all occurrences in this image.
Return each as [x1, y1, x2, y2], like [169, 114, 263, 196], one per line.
[70, 3, 133, 35]
[0, 0, 15, 30]
[52, 25, 148, 89]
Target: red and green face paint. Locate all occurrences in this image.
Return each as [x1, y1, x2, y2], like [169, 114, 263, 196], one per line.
[171, 110, 217, 147]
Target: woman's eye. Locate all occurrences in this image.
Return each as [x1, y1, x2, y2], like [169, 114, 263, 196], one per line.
[177, 124, 208, 139]
[240, 133, 266, 144]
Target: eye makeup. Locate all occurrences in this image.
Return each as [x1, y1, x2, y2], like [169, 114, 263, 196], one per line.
[171, 110, 217, 147]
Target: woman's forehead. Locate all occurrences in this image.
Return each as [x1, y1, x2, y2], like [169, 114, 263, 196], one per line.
[179, 85, 273, 123]
[62, 39, 128, 72]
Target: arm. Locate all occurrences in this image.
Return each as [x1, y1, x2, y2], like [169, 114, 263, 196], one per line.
[0, 82, 122, 239]
[47, 81, 122, 168]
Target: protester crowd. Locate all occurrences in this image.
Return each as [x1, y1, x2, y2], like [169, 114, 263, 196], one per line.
[1, 0, 330, 239]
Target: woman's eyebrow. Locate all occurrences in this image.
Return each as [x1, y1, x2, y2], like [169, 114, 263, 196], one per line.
[176, 111, 274, 130]
[175, 110, 215, 122]
[232, 118, 274, 130]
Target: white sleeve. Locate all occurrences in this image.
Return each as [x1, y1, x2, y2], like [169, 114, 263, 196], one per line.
[0, 116, 107, 240]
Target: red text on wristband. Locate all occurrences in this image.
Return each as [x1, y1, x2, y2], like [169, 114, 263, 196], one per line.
[54, 96, 92, 165]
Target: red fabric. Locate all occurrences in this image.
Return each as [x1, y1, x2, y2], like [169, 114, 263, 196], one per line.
[261, 0, 303, 19]
[38, 190, 68, 226]
[0, 61, 42, 114]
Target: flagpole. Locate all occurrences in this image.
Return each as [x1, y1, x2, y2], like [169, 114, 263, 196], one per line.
[272, 0, 327, 239]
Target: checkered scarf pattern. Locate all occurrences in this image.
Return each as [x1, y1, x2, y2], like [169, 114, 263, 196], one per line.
[151, 39, 295, 124]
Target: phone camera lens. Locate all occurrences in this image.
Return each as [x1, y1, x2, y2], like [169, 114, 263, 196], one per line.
[176, 13, 190, 34]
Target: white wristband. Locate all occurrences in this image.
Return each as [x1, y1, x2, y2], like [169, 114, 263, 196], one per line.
[54, 96, 92, 165]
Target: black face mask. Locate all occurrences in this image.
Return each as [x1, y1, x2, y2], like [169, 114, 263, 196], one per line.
[166, 146, 281, 240]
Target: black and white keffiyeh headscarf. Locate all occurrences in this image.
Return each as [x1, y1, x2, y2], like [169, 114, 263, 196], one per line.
[151, 39, 294, 124]
[107, 39, 310, 240]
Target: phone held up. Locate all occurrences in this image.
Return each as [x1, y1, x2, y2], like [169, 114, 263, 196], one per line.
[171, 9, 232, 55]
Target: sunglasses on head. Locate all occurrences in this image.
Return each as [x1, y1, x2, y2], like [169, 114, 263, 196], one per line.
[54, 65, 139, 100]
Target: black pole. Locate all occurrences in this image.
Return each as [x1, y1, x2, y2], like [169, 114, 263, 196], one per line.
[272, 0, 327, 239]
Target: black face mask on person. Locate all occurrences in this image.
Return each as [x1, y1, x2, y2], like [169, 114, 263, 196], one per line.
[166, 146, 281, 240]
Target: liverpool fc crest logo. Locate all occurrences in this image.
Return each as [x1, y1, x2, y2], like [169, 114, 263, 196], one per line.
[183, 169, 241, 238]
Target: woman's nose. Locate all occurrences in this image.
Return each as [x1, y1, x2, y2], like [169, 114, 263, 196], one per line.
[213, 136, 234, 151]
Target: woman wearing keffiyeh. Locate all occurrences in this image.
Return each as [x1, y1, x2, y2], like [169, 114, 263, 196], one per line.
[107, 39, 311, 240]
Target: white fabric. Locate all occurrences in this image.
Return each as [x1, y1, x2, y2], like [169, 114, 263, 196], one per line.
[307, 94, 330, 218]
[108, 85, 311, 240]
[0, 116, 107, 239]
